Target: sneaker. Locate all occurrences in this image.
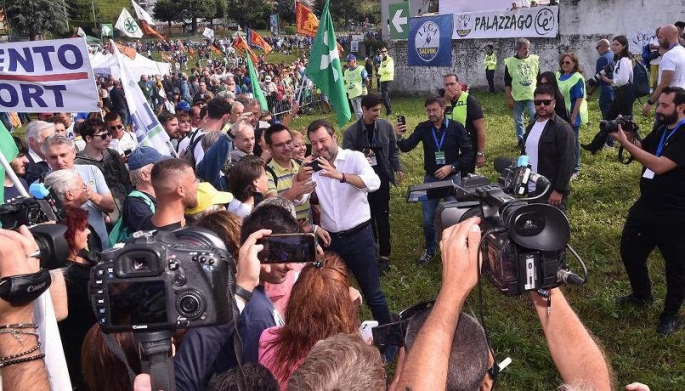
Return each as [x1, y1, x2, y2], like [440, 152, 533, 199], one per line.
[657, 315, 681, 336]
[616, 293, 654, 307]
[417, 250, 435, 266]
[378, 257, 391, 276]
[570, 172, 580, 181]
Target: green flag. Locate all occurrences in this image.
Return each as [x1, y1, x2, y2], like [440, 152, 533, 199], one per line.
[246, 55, 268, 111]
[0, 120, 19, 205]
[305, 0, 351, 128]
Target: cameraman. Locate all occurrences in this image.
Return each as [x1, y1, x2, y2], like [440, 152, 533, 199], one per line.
[583, 36, 635, 154]
[613, 86, 685, 336]
[393, 218, 614, 391]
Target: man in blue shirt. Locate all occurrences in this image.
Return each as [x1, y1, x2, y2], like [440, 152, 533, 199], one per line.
[588, 39, 616, 146]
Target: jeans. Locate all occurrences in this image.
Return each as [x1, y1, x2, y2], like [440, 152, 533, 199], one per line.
[486, 69, 495, 92]
[421, 174, 460, 253]
[351, 96, 363, 120]
[513, 100, 535, 141]
[368, 177, 391, 258]
[380, 81, 392, 114]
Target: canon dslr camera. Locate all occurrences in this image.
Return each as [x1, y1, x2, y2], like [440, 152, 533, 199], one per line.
[599, 115, 639, 134]
[587, 63, 614, 87]
[90, 227, 233, 332]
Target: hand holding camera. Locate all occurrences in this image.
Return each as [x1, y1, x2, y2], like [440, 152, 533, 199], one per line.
[439, 217, 482, 295]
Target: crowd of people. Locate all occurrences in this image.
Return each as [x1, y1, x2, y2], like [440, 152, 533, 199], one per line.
[1, 19, 685, 391]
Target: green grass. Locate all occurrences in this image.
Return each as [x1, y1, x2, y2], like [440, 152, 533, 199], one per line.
[288, 93, 685, 390]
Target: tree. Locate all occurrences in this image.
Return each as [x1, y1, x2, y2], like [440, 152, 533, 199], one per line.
[3, 0, 69, 40]
[211, 0, 227, 28]
[153, 0, 184, 30]
[226, 0, 272, 29]
[277, 0, 295, 25]
[180, 0, 216, 34]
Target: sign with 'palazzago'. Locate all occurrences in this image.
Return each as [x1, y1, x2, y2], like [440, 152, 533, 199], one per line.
[452, 6, 558, 39]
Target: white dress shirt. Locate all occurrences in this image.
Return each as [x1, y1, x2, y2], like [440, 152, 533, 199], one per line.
[312, 148, 380, 233]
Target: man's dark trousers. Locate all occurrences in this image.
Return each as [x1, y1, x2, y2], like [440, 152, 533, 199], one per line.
[368, 177, 391, 258]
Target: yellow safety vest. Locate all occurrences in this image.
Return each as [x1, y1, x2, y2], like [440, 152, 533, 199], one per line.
[344, 66, 364, 99]
[447, 92, 468, 126]
[504, 55, 539, 101]
[556, 71, 588, 125]
[485, 53, 497, 71]
[379, 56, 394, 82]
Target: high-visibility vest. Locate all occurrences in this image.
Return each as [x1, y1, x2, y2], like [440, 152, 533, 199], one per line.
[379, 56, 394, 82]
[447, 92, 468, 126]
[504, 55, 539, 101]
[556, 71, 588, 125]
[485, 53, 497, 71]
[344, 66, 365, 99]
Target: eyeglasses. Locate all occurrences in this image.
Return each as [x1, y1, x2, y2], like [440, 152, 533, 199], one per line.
[534, 99, 554, 106]
[109, 124, 124, 131]
[93, 132, 112, 139]
[272, 140, 293, 149]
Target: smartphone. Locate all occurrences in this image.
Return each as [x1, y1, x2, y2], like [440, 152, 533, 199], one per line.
[124, 149, 132, 157]
[359, 320, 379, 344]
[305, 159, 323, 172]
[257, 233, 317, 263]
[397, 115, 406, 127]
[371, 321, 406, 347]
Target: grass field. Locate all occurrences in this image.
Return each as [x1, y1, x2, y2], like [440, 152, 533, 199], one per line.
[287, 93, 685, 390]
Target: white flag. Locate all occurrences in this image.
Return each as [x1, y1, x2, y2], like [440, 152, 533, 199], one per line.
[131, 0, 155, 25]
[76, 27, 87, 37]
[115, 8, 143, 38]
[111, 43, 176, 157]
[203, 27, 214, 39]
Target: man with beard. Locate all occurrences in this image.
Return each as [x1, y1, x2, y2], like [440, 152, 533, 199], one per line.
[615, 86, 685, 336]
[140, 159, 199, 231]
[395, 96, 472, 266]
[3, 136, 29, 203]
[643, 24, 685, 116]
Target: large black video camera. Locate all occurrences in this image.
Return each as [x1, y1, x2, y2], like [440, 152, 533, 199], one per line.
[435, 159, 585, 296]
[90, 227, 233, 333]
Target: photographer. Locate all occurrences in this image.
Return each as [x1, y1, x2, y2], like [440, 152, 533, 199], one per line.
[393, 218, 613, 391]
[613, 86, 685, 335]
[583, 36, 635, 154]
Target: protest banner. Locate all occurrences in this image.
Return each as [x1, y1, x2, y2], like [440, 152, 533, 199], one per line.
[452, 6, 558, 39]
[408, 15, 453, 67]
[0, 38, 99, 113]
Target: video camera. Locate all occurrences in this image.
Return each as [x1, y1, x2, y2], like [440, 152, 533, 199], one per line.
[0, 182, 69, 270]
[586, 63, 614, 88]
[433, 157, 586, 296]
[90, 227, 234, 333]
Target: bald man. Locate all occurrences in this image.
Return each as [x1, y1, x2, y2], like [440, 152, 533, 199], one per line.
[140, 159, 199, 231]
[643, 24, 685, 115]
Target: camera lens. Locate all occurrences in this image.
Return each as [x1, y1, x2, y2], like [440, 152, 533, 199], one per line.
[176, 290, 205, 319]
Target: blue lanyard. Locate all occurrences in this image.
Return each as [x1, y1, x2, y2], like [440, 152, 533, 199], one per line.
[656, 119, 685, 157]
[431, 119, 449, 151]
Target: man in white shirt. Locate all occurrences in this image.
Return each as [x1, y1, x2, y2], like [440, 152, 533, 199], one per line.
[104, 111, 137, 158]
[643, 24, 685, 115]
[302, 119, 394, 358]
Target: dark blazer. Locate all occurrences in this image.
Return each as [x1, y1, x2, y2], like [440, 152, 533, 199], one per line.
[343, 118, 402, 185]
[24, 152, 50, 185]
[522, 113, 575, 194]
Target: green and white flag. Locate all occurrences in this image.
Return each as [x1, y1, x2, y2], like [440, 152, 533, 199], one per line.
[115, 8, 142, 38]
[305, 0, 351, 127]
[246, 55, 268, 111]
[0, 121, 19, 204]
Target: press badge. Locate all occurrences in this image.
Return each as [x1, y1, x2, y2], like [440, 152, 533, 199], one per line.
[435, 151, 446, 165]
[642, 169, 655, 179]
[368, 155, 378, 166]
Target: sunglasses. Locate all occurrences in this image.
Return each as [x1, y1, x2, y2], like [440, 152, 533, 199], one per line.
[534, 99, 554, 106]
[109, 124, 124, 131]
[93, 131, 112, 139]
[561, 61, 573, 65]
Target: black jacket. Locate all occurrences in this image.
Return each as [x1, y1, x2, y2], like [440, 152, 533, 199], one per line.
[522, 113, 575, 194]
[342, 118, 402, 185]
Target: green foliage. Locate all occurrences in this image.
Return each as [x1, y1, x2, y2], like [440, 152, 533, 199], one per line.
[212, 0, 227, 22]
[226, 0, 272, 29]
[285, 93, 685, 390]
[181, 0, 216, 33]
[277, 0, 295, 25]
[283, 25, 296, 36]
[153, 0, 184, 28]
[4, 0, 69, 39]
[363, 39, 386, 52]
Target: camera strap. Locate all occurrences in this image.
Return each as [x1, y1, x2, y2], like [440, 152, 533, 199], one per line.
[101, 331, 137, 386]
[0, 269, 51, 305]
[135, 331, 175, 391]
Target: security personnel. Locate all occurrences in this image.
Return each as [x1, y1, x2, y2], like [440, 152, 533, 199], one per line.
[344, 54, 369, 120]
[504, 38, 540, 146]
[378, 46, 395, 116]
[443, 74, 486, 176]
[485, 44, 497, 93]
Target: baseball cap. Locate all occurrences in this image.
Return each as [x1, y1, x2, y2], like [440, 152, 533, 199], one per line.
[128, 146, 171, 170]
[185, 182, 234, 215]
[346, 54, 356, 61]
[176, 101, 191, 113]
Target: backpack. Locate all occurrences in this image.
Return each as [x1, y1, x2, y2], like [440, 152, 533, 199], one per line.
[184, 130, 205, 167]
[631, 58, 651, 98]
[108, 191, 155, 247]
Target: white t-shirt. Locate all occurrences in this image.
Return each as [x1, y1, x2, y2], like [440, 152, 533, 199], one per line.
[648, 36, 661, 66]
[658, 45, 685, 87]
[109, 131, 138, 156]
[525, 119, 548, 193]
[74, 164, 111, 249]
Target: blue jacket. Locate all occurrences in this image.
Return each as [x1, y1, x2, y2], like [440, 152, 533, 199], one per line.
[196, 133, 233, 191]
[597, 50, 615, 102]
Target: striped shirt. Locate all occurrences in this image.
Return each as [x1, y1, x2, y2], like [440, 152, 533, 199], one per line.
[267, 159, 312, 223]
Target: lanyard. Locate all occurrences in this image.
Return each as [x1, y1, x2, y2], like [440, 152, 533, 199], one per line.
[431, 119, 449, 151]
[656, 119, 685, 156]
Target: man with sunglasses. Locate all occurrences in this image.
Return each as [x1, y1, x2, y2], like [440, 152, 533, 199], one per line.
[521, 85, 574, 211]
[104, 111, 137, 157]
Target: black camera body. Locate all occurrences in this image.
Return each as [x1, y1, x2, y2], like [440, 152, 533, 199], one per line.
[0, 195, 66, 230]
[90, 227, 233, 332]
[587, 63, 614, 87]
[599, 116, 639, 134]
[436, 173, 572, 296]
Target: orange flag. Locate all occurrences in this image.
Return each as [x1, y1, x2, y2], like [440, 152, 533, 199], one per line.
[161, 53, 172, 62]
[233, 35, 259, 64]
[140, 20, 167, 43]
[295, 1, 319, 37]
[111, 41, 137, 59]
[247, 28, 273, 54]
[210, 44, 222, 57]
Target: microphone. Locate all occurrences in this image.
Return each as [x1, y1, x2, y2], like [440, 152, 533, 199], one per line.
[557, 270, 585, 286]
[494, 157, 515, 176]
